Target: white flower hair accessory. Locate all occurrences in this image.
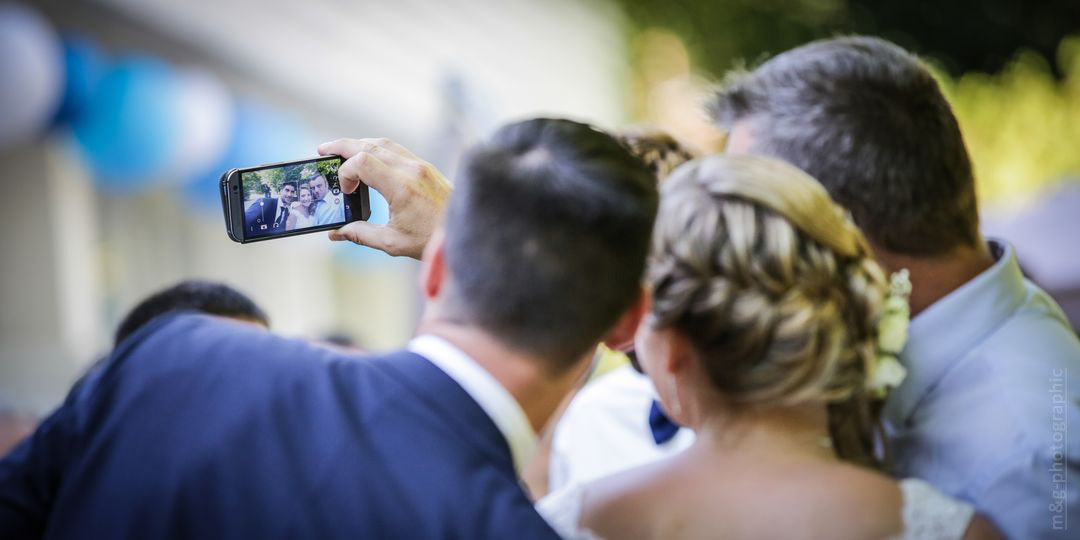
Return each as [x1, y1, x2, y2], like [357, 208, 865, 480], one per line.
[868, 269, 911, 397]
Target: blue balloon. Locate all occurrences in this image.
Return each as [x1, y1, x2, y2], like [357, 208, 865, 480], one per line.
[186, 99, 316, 207]
[73, 56, 182, 189]
[52, 36, 107, 126]
[0, 4, 64, 149]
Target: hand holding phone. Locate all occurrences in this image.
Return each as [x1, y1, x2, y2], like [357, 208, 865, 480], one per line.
[318, 138, 453, 259]
[220, 155, 371, 243]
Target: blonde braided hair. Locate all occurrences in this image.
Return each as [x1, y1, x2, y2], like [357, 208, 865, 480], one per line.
[615, 127, 697, 182]
[648, 154, 890, 468]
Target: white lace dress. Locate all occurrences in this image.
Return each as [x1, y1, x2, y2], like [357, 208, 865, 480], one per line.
[537, 478, 974, 540]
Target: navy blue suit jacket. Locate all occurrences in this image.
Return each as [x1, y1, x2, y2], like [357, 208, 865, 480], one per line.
[0, 314, 559, 539]
[244, 197, 284, 236]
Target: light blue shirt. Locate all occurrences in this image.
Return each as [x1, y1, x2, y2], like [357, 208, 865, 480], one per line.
[312, 190, 345, 226]
[884, 239, 1080, 539]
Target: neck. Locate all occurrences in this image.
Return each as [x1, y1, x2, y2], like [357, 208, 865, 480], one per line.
[691, 401, 835, 462]
[873, 239, 995, 316]
[415, 319, 587, 433]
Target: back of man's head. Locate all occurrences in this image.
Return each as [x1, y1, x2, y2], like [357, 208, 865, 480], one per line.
[442, 118, 658, 372]
[711, 36, 978, 256]
[114, 280, 269, 346]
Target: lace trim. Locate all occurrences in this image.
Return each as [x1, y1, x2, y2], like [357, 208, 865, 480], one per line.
[889, 478, 975, 540]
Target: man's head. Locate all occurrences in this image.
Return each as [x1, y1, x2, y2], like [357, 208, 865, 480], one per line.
[430, 118, 658, 373]
[307, 174, 329, 201]
[114, 280, 269, 346]
[278, 183, 297, 206]
[710, 36, 978, 257]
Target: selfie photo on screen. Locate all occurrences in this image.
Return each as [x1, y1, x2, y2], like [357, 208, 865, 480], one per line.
[241, 158, 350, 238]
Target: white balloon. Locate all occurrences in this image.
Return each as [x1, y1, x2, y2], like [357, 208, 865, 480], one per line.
[165, 68, 233, 183]
[0, 4, 63, 150]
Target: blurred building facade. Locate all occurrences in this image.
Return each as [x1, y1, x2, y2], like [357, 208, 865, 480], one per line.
[0, 0, 633, 414]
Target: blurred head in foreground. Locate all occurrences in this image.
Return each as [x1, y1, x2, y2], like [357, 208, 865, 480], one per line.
[114, 280, 269, 346]
[426, 117, 659, 374]
[639, 154, 889, 467]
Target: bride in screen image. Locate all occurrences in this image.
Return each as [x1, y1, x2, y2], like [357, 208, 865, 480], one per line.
[537, 155, 1000, 540]
[286, 186, 316, 231]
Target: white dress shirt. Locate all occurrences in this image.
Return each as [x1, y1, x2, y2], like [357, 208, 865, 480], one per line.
[883, 239, 1080, 539]
[312, 190, 346, 225]
[409, 334, 538, 474]
[548, 364, 694, 492]
[273, 200, 289, 227]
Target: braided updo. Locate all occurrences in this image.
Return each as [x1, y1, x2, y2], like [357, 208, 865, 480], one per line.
[648, 155, 890, 467]
[615, 127, 697, 182]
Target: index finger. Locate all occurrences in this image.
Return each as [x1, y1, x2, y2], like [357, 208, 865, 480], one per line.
[318, 137, 420, 162]
[338, 150, 394, 196]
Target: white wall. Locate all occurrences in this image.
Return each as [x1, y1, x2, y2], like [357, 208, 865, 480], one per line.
[97, 0, 632, 141]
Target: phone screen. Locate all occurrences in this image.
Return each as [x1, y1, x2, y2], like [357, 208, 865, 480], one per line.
[240, 156, 352, 239]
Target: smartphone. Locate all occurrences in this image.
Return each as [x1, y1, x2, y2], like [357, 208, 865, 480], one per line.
[221, 155, 371, 244]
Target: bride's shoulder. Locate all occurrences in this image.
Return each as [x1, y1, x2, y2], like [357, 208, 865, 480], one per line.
[561, 457, 685, 539]
[536, 465, 664, 540]
[583, 457, 673, 519]
[804, 465, 986, 540]
[792, 463, 904, 536]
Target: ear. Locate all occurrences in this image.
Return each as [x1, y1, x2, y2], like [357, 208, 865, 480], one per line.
[661, 328, 693, 375]
[601, 286, 649, 353]
[636, 322, 691, 379]
[419, 228, 448, 301]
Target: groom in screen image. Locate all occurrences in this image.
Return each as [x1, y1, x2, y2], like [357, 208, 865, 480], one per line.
[308, 173, 346, 226]
[0, 118, 658, 539]
[245, 181, 296, 236]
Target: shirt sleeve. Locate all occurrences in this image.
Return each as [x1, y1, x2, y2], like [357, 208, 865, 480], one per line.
[969, 450, 1078, 539]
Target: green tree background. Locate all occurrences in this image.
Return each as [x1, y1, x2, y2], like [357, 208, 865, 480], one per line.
[241, 160, 339, 199]
[612, 0, 1080, 208]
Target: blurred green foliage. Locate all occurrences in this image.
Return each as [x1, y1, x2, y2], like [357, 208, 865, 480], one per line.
[315, 159, 339, 185]
[615, 0, 1080, 77]
[240, 159, 339, 199]
[614, 0, 1080, 207]
[941, 37, 1080, 206]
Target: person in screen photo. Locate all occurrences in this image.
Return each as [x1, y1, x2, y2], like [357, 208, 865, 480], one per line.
[308, 173, 345, 226]
[286, 185, 317, 231]
[245, 180, 296, 236]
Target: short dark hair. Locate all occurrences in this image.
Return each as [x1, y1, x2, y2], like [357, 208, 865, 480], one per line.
[443, 118, 658, 370]
[710, 36, 979, 256]
[114, 280, 269, 346]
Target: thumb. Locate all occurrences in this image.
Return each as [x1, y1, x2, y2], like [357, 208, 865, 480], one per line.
[328, 221, 386, 249]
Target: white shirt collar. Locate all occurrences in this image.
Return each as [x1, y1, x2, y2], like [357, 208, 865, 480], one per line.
[408, 334, 538, 473]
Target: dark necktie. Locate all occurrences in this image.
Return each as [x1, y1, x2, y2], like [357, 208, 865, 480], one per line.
[275, 205, 289, 228]
[648, 400, 681, 445]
